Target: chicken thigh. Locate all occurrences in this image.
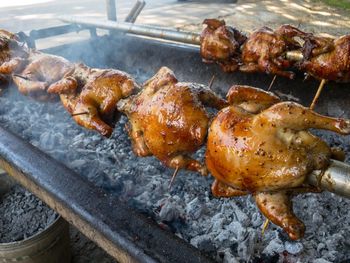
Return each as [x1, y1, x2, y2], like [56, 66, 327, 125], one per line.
[200, 19, 247, 72]
[117, 66, 227, 176]
[49, 63, 138, 137]
[206, 85, 350, 240]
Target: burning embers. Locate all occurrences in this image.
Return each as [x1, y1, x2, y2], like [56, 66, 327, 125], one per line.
[0, 26, 350, 252]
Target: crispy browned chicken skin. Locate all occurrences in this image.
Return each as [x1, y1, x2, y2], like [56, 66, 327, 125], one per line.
[49, 63, 138, 137]
[206, 85, 350, 240]
[0, 29, 28, 75]
[200, 19, 247, 72]
[299, 34, 350, 82]
[12, 50, 73, 98]
[240, 25, 307, 79]
[117, 67, 227, 176]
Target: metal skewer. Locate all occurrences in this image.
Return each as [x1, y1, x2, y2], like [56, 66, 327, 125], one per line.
[57, 16, 312, 61]
[286, 50, 304, 62]
[308, 159, 350, 198]
[168, 166, 179, 190]
[309, 78, 327, 110]
[267, 75, 277, 91]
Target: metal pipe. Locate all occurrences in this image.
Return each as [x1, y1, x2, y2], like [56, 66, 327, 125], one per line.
[106, 0, 117, 21]
[125, 0, 146, 23]
[309, 160, 350, 198]
[58, 15, 201, 45]
[286, 50, 304, 62]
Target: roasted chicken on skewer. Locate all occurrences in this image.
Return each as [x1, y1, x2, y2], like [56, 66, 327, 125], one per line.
[117, 66, 227, 177]
[48, 63, 139, 137]
[297, 34, 350, 109]
[200, 19, 308, 78]
[240, 25, 307, 79]
[200, 19, 247, 72]
[200, 19, 350, 109]
[300, 35, 350, 82]
[206, 85, 350, 240]
[12, 50, 74, 99]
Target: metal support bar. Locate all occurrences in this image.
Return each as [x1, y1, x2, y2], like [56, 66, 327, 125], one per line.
[106, 0, 117, 21]
[89, 28, 98, 38]
[17, 24, 86, 49]
[0, 126, 213, 263]
[29, 24, 82, 40]
[309, 160, 350, 198]
[59, 15, 201, 45]
[125, 0, 146, 23]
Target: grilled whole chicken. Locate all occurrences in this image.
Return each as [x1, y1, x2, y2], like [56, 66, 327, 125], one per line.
[12, 51, 73, 98]
[240, 25, 308, 79]
[206, 85, 350, 240]
[299, 34, 350, 82]
[0, 29, 28, 75]
[117, 67, 227, 176]
[49, 63, 138, 137]
[200, 19, 247, 72]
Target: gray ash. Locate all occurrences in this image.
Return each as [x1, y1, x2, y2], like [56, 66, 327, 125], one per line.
[1, 85, 350, 262]
[0, 184, 57, 243]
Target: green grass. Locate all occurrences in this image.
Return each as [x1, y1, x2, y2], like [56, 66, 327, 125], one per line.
[318, 0, 350, 10]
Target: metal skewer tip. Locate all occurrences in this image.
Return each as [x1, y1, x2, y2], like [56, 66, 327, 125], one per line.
[71, 111, 89, 117]
[168, 166, 180, 190]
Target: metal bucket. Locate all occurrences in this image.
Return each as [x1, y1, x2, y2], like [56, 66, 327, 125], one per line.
[0, 172, 71, 263]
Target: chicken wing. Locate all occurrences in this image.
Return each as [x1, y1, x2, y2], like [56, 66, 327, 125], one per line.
[50, 63, 139, 137]
[118, 66, 227, 176]
[206, 85, 350, 240]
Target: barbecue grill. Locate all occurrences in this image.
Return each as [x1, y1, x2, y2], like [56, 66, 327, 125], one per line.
[1, 1, 350, 262]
